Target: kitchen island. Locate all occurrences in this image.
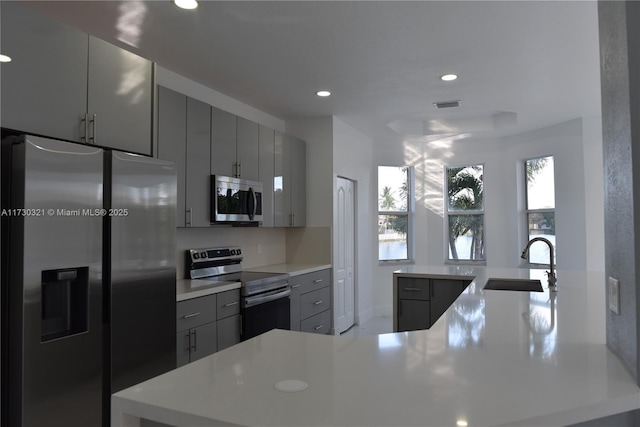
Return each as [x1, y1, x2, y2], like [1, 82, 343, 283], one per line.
[112, 267, 640, 427]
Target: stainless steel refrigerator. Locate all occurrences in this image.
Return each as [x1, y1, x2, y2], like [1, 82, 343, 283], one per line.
[1, 134, 177, 427]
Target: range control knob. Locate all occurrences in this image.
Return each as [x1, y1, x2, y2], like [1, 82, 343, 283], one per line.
[200, 252, 207, 259]
[236, 249, 242, 255]
[193, 252, 200, 259]
[230, 249, 237, 255]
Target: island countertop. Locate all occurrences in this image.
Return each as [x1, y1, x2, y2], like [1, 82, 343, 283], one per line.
[113, 267, 640, 427]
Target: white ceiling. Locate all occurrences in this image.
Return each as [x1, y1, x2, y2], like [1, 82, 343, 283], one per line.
[28, 1, 602, 143]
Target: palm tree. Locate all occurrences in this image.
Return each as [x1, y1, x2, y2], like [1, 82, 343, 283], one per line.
[379, 186, 396, 210]
[447, 166, 484, 260]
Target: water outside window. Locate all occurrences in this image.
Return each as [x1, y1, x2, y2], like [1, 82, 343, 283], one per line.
[378, 166, 409, 261]
[525, 156, 555, 265]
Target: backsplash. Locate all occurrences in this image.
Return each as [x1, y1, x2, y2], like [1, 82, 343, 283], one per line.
[176, 226, 332, 279]
[176, 227, 287, 278]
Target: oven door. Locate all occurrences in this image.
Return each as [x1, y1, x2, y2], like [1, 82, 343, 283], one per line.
[241, 287, 291, 341]
[211, 175, 263, 223]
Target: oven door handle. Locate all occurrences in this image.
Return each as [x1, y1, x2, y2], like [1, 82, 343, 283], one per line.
[244, 287, 291, 308]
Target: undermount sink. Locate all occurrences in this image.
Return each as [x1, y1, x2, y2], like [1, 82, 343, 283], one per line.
[483, 278, 543, 292]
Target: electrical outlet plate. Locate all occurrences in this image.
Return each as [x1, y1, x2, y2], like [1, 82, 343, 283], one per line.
[608, 277, 620, 315]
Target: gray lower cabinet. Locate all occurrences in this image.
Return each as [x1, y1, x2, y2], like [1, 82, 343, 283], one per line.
[290, 269, 332, 334]
[395, 277, 469, 332]
[176, 289, 240, 367]
[1, 2, 153, 155]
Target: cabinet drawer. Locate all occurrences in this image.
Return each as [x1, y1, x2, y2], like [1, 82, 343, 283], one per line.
[177, 295, 217, 332]
[300, 310, 331, 334]
[216, 289, 240, 320]
[300, 287, 331, 319]
[290, 269, 331, 294]
[397, 278, 430, 300]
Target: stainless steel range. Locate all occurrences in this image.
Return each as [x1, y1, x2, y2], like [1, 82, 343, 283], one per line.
[186, 247, 291, 340]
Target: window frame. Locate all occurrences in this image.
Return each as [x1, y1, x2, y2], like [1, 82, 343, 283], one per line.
[377, 165, 414, 264]
[522, 155, 556, 267]
[444, 163, 486, 265]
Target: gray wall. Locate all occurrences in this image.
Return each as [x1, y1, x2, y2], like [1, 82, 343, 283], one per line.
[598, 0, 640, 384]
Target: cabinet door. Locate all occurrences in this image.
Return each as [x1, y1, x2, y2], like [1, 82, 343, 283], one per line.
[190, 322, 217, 363]
[398, 299, 430, 332]
[87, 36, 153, 155]
[157, 86, 187, 227]
[259, 125, 275, 227]
[273, 131, 291, 227]
[176, 331, 191, 368]
[185, 97, 211, 227]
[0, 2, 87, 141]
[236, 117, 259, 181]
[430, 280, 468, 325]
[217, 315, 240, 351]
[289, 281, 302, 332]
[289, 136, 307, 227]
[210, 107, 237, 177]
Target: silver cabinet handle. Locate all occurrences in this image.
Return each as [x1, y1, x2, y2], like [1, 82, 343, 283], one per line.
[291, 284, 301, 288]
[183, 312, 200, 319]
[186, 332, 191, 352]
[314, 325, 324, 330]
[81, 114, 89, 142]
[237, 162, 242, 178]
[191, 330, 197, 351]
[403, 287, 422, 291]
[186, 207, 192, 226]
[313, 279, 323, 283]
[223, 301, 239, 307]
[90, 114, 97, 144]
[292, 212, 295, 226]
[314, 300, 323, 305]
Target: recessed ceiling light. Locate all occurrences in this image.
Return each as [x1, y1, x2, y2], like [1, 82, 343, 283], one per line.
[174, 0, 198, 10]
[316, 90, 331, 97]
[440, 74, 458, 82]
[0, 54, 12, 63]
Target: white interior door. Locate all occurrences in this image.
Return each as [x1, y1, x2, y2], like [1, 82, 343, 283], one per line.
[335, 177, 355, 334]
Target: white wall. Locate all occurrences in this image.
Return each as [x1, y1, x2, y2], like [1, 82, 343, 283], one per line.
[333, 117, 375, 324]
[370, 118, 602, 316]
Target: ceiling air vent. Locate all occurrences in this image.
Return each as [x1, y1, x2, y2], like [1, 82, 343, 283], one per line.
[433, 100, 460, 109]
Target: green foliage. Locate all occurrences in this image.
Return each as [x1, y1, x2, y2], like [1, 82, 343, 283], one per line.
[447, 165, 484, 260]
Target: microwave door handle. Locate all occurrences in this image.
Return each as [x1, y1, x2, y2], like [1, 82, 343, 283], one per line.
[248, 187, 256, 220]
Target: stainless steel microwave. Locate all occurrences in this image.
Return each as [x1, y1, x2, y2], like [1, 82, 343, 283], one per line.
[211, 175, 263, 224]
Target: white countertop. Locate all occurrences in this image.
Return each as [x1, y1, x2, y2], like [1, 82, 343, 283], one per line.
[245, 263, 332, 276]
[114, 267, 640, 427]
[176, 279, 241, 302]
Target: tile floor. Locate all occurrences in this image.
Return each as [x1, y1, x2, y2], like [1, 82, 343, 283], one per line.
[339, 316, 393, 337]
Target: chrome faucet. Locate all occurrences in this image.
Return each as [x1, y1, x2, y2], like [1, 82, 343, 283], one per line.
[521, 237, 557, 292]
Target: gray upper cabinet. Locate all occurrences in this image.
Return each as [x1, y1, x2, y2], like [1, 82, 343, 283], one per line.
[210, 107, 237, 178]
[259, 125, 275, 227]
[211, 108, 260, 181]
[186, 98, 212, 227]
[1, 2, 87, 141]
[274, 132, 306, 227]
[86, 36, 153, 154]
[156, 86, 187, 227]
[236, 117, 260, 181]
[1, 3, 154, 155]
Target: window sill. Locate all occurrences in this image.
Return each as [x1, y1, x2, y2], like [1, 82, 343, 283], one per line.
[378, 260, 414, 267]
[444, 260, 487, 266]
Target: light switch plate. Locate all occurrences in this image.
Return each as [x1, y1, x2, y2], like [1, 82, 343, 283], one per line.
[608, 277, 620, 315]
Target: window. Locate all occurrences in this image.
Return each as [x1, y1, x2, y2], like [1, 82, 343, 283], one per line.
[378, 166, 411, 262]
[446, 164, 485, 262]
[524, 156, 555, 265]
